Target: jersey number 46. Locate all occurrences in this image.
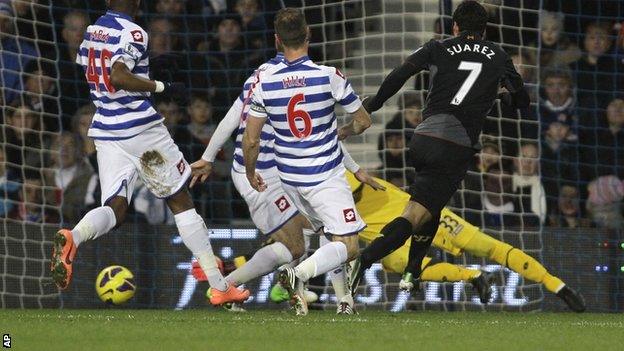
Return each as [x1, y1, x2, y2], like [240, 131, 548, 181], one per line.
[86, 47, 115, 93]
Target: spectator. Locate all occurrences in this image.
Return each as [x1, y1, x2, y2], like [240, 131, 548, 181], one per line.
[154, 0, 185, 15]
[235, 0, 267, 51]
[580, 98, 624, 180]
[468, 166, 525, 229]
[377, 129, 406, 188]
[528, 11, 581, 67]
[45, 132, 94, 224]
[539, 69, 577, 131]
[8, 0, 54, 54]
[159, 98, 187, 138]
[512, 142, 547, 225]
[380, 91, 423, 141]
[21, 59, 60, 132]
[540, 113, 580, 213]
[58, 11, 90, 123]
[10, 171, 58, 223]
[71, 104, 97, 171]
[0, 144, 21, 218]
[570, 21, 618, 111]
[148, 17, 188, 84]
[477, 140, 502, 173]
[0, 2, 38, 105]
[549, 184, 590, 228]
[195, 16, 253, 117]
[3, 104, 45, 174]
[586, 175, 624, 230]
[186, 0, 226, 16]
[185, 94, 233, 178]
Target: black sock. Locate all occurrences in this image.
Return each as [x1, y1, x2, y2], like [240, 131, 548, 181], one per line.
[405, 217, 438, 275]
[360, 217, 413, 268]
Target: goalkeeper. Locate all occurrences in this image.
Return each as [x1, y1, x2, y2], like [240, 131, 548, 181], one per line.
[346, 171, 585, 312]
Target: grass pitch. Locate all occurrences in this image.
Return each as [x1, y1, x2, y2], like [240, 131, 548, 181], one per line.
[1, 309, 622, 351]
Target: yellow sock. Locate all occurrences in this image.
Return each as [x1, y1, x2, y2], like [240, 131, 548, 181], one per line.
[495, 245, 565, 293]
[421, 262, 481, 282]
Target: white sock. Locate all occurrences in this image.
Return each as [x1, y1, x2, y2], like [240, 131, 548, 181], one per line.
[174, 209, 228, 291]
[72, 206, 116, 247]
[294, 241, 347, 282]
[319, 236, 354, 306]
[226, 242, 293, 286]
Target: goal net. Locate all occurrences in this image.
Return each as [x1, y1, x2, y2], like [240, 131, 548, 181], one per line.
[1, 0, 62, 308]
[3, 0, 622, 312]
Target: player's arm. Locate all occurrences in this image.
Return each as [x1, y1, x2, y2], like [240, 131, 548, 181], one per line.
[338, 107, 372, 140]
[190, 97, 244, 187]
[364, 43, 432, 113]
[109, 28, 183, 96]
[329, 67, 372, 140]
[341, 142, 386, 191]
[242, 85, 268, 192]
[499, 56, 530, 109]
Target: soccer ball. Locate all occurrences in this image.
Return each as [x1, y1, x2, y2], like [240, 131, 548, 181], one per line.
[95, 265, 136, 305]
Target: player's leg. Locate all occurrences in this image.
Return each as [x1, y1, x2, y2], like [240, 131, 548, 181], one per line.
[278, 174, 364, 315]
[225, 214, 308, 286]
[320, 235, 355, 314]
[51, 140, 135, 289]
[225, 171, 306, 286]
[463, 231, 585, 311]
[130, 125, 248, 304]
[352, 135, 475, 293]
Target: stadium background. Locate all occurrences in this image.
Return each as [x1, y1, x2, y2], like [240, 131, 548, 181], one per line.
[0, 0, 623, 312]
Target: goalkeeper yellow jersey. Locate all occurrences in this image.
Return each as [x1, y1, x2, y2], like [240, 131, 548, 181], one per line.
[346, 172, 480, 256]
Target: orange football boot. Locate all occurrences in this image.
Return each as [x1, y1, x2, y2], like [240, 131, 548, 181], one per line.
[206, 284, 251, 306]
[50, 229, 77, 290]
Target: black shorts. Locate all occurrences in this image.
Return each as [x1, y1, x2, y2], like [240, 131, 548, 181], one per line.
[407, 134, 475, 216]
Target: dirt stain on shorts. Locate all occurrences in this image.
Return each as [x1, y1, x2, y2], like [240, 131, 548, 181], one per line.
[140, 150, 173, 197]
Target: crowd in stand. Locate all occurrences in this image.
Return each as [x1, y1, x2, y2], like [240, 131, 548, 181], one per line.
[1, 1, 623, 232]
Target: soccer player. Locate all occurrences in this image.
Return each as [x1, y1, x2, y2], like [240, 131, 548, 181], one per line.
[243, 8, 372, 315]
[350, 1, 531, 294]
[50, 0, 249, 306]
[189, 50, 312, 292]
[347, 172, 585, 312]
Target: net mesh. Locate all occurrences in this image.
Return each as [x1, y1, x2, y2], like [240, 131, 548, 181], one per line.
[1, 0, 623, 311]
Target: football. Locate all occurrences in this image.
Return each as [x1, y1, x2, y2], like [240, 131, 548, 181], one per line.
[95, 265, 136, 305]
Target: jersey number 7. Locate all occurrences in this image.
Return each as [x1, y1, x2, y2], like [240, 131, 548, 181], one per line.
[86, 47, 115, 93]
[287, 93, 312, 138]
[451, 61, 482, 106]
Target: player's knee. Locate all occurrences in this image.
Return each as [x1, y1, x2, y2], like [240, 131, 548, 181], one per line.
[166, 188, 195, 214]
[107, 197, 128, 225]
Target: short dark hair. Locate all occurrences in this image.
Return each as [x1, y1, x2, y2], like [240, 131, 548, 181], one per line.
[452, 1, 488, 33]
[274, 8, 308, 48]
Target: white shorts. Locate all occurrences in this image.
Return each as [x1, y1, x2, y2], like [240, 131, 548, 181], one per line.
[282, 169, 366, 236]
[94, 124, 191, 205]
[231, 169, 300, 235]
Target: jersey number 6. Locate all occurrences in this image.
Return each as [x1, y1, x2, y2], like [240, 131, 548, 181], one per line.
[287, 93, 312, 139]
[451, 61, 482, 106]
[86, 47, 115, 93]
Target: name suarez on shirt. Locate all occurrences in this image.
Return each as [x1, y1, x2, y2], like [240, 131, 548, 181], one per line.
[446, 43, 496, 60]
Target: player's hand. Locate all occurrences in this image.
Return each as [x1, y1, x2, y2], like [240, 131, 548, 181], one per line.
[161, 82, 187, 104]
[189, 159, 213, 188]
[338, 126, 352, 141]
[247, 172, 267, 192]
[354, 169, 386, 191]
